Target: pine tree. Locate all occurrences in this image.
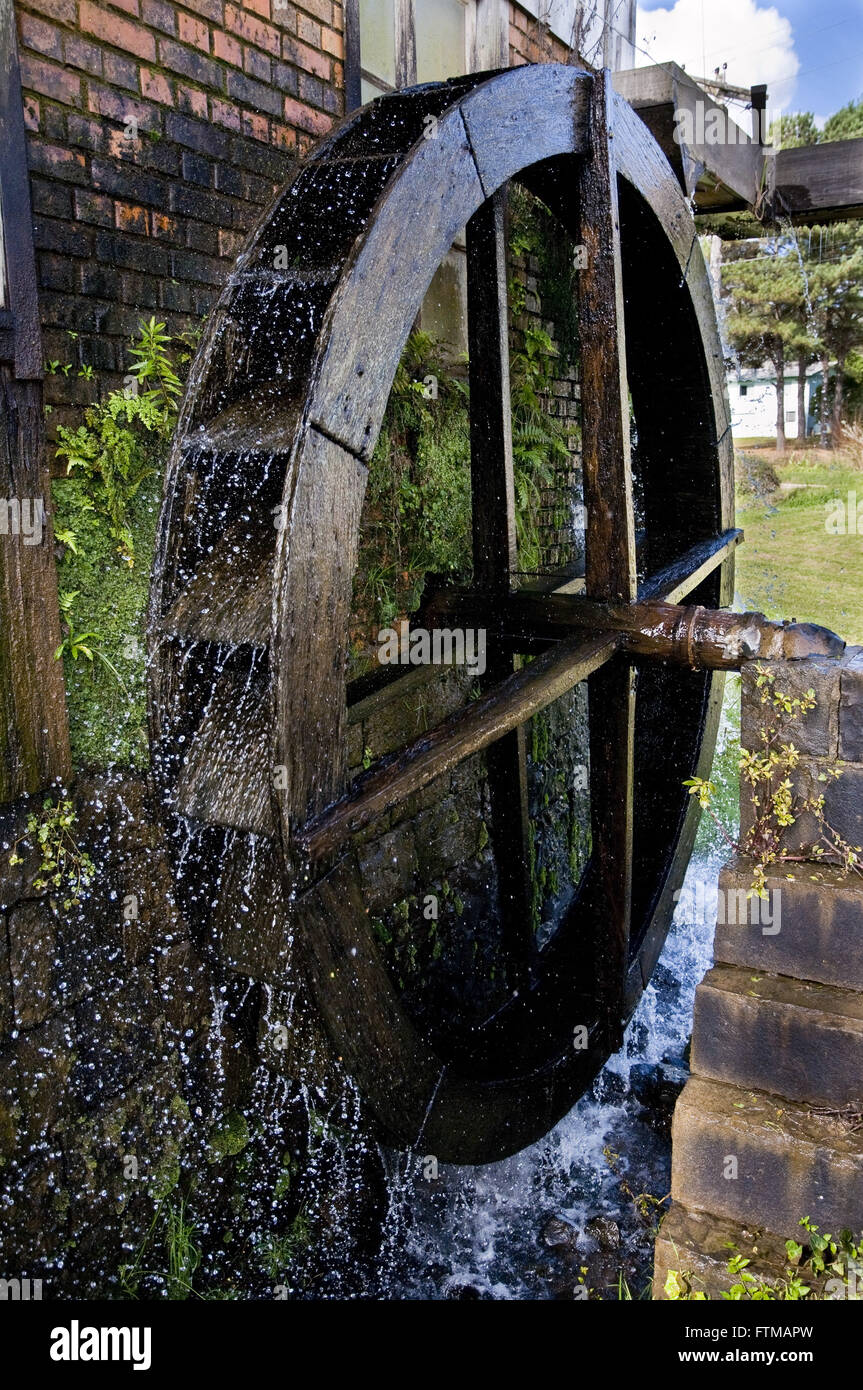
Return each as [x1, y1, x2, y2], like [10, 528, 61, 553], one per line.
[802, 222, 863, 442]
[722, 238, 811, 451]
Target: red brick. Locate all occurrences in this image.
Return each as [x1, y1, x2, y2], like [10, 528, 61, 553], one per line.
[180, 0, 223, 20]
[213, 30, 242, 64]
[211, 95, 241, 129]
[23, 95, 40, 130]
[178, 12, 210, 50]
[80, 1, 156, 60]
[296, 12, 319, 45]
[28, 142, 87, 181]
[243, 0, 270, 15]
[151, 210, 179, 238]
[282, 94, 329, 134]
[114, 200, 149, 232]
[294, 0, 330, 23]
[74, 189, 114, 225]
[244, 44, 270, 79]
[140, 67, 173, 103]
[88, 84, 156, 130]
[242, 108, 268, 141]
[177, 83, 208, 117]
[320, 24, 341, 58]
[271, 0, 295, 29]
[18, 12, 64, 59]
[270, 120, 295, 150]
[64, 33, 103, 72]
[109, 0, 141, 15]
[218, 227, 244, 257]
[20, 55, 82, 105]
[25, 0, 76, 23]
[282, 34, 329, 79]
[224, 3, 280, 53]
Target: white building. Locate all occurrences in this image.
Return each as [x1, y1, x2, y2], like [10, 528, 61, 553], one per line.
[726, 363, 825, 441]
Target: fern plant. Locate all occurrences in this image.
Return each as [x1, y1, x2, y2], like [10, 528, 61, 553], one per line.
[54, 319, 181, 565]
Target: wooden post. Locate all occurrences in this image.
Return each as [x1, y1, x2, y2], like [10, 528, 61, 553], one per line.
[0, 0, 70, 801]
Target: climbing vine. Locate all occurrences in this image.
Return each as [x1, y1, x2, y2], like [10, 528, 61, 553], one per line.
[685, 665, 862, 896]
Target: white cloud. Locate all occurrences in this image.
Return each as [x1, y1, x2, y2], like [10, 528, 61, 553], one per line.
[635, 0, 800, 114]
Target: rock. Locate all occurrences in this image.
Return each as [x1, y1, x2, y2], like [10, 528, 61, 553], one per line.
[591, 1068, 627, 1104]
[629, 1059, 688, 1125]
[445, 1282, 483, 1299]
[540, 1214, 579, 1252]
[585, 1214, 620, 1252]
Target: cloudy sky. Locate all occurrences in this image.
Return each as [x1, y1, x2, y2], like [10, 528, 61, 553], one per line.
[634, 0, 863, 124]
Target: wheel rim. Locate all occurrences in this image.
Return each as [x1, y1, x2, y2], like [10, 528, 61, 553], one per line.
[148, 65, 734, 1164]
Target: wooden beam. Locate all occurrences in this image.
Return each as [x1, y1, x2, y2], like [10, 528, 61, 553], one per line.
[579, 69, 637, 1048]
[615, 64, 863, 225]
[770, 139, 863, 225]
[613, 63, 761, 213]
[296, 633, 621, 863]
[425, 589, 844, 669]
[0, 3, 70, 801]
[579, 70, 637, 605]
[639, 527, 742, 603]
[467, 187, 532, 984]
[467, 189, 517, 590]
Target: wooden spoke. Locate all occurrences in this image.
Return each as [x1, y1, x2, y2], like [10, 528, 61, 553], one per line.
[296, 632, 621, 863]
[639, 527, 742, 603]
[467, 187, 517, 590]
[578, 70, 639, 1039]
[588, 659, 635, 1050]
[467, 186, 532, 983]
[579, 71, 638, 606]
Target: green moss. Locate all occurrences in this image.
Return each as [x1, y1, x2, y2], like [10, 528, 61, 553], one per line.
[51, 469, 162, 769]
[206, 1111, 250, 1164]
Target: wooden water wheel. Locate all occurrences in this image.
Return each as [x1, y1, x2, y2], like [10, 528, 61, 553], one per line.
[148, 65, 840, 1164]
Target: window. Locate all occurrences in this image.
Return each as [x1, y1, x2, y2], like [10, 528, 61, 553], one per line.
[357, 0, 397, 103]
[415, 0, 469, 84]
[739, 384, 748, 396]
[350, 0, 472, 107]
[348, 1, 483, 359]
[786, 410, 796, 423]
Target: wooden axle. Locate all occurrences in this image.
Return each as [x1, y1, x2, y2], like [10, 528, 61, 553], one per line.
[423, 591, 845, 670]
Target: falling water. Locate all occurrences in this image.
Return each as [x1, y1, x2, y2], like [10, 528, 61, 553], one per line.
[372, 683, 740, 1300]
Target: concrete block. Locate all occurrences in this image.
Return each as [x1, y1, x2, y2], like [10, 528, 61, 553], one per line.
[671, 1075, 863, 1238]
[741, 655, 841, 759]
[653, 1201, 821, 1300]
[692, 963, 863, 1108]
[840, 648, 863, 761]
[715, 857, 863, 992]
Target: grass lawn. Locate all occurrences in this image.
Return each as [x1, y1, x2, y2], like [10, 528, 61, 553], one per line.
[734, 446, 863, 645]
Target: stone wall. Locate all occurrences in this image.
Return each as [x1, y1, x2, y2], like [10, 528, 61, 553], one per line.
[655, 648, 863, 1299]
[0, 773, 383, 1296]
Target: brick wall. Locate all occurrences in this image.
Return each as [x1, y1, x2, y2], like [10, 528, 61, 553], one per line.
[15, 0, 345, 436]
[509, 0, 571, 67]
